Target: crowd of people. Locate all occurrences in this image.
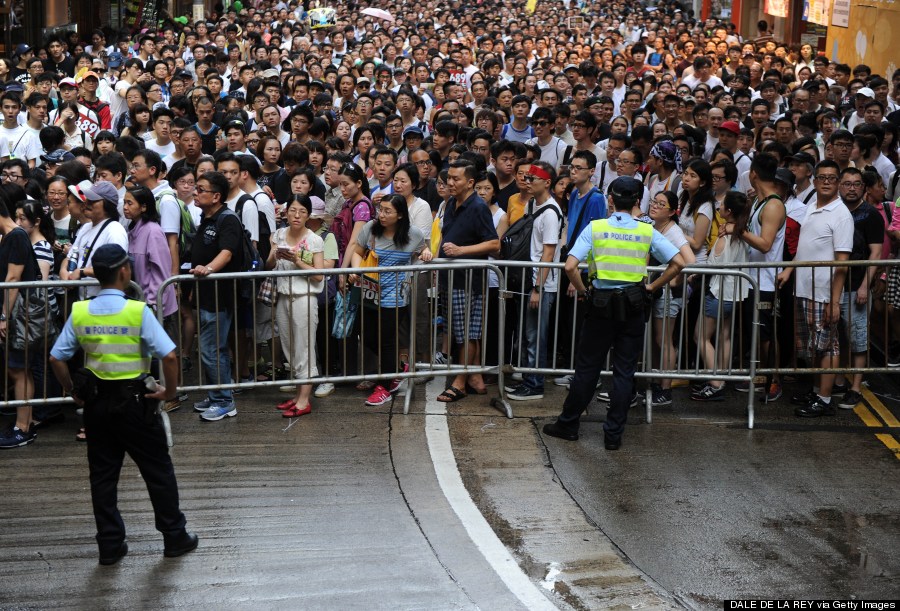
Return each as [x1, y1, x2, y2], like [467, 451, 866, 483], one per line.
[2, 0, 900, 449]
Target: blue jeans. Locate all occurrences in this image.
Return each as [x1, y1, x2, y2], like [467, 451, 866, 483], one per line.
[198, 308, 234, 405]
[523, 291, 556, 391]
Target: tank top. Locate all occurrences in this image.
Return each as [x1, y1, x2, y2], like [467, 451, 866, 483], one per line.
[746, 194, 785, 292]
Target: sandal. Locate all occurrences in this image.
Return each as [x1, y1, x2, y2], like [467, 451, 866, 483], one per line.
[75, 428, 87, 443]
[437, 386, 467, 403]
[465, 384, 487, 395]
[356, 380, 375, 391]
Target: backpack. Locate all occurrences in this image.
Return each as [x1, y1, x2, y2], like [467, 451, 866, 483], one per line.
[216, 207, 262, 300]
[499, 199, 564, 292]
[236, 192, 272, 263]
[332, 197, 374, 257]
[155, 188, 196, 265]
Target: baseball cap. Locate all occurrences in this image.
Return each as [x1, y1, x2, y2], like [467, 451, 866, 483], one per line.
[259, 68, 279, 79]
[77, 71, 101, 83]
[107, 52, 125, 68]
[59, 77, 78, 89]
[309, 196, 327, 219]
[41, 149, 76, 164]
[608, 176, 643, 200]
[402, 126, 424, 139]
[222, 118, 246, 134]
[856, 87, 875, 98]
[563, 64, 579, 72]
[14, 44, 32, 57]
[357, 77, 371, 86]
[91, 244, 130, 271]
[75, 180, 120, 204]
[774, 168, 796, 190]
[3, 82, 24, 93]
[719, 120, 741, 135]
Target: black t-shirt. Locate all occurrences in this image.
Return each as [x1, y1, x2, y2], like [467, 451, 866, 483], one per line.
[495, 180, 519, 212]
[0, 227, 38, 309]
[191, 206, 244, 311]
[194, 123, 221, 155]
[258, 168, 292, 205]
[846, 201, 885, 292]
[439, 193, 498, 293]
[414, 178, 443, 213]
[43, 56, 77, 78]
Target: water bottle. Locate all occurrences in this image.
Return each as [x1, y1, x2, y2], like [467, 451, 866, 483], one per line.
[67, 247, 79, 273]
[144, 376, 173, 448]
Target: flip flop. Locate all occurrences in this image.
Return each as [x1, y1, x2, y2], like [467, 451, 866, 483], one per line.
[75, 428, 87, 443]
[437, 386, 467, 402]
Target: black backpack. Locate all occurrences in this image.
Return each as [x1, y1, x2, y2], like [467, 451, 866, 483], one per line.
[217, 208, 262, 300]
[236, 192, 272, 263]
[499, 199, 563, 292]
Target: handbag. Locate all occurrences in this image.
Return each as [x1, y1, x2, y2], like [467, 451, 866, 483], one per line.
[257, 277, 276, 307]
[357, 235, 380, 307]
[11, 249, 61, 351]
[331, 289, 359, 339]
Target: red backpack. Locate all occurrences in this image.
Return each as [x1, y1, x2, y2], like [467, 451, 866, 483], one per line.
[332, 197, 374, 257]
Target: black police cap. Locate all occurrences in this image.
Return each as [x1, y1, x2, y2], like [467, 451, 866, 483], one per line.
[609, 176, 643, 200]
[91, 244, 130, 271]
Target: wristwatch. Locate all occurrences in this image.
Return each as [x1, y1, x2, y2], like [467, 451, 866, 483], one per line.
[0, 313, 6, 321]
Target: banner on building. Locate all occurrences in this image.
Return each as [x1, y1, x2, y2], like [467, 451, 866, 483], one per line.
[831, 0, 850, 26]
[765, 0, 788, 18]
[805, 0, 831, 25]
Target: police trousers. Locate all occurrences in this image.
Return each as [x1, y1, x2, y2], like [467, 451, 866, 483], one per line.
[83, 379, 186, 553]
[557, 298, 646, 441]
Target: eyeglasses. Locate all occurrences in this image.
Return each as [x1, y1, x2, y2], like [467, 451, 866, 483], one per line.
[815, 175, 839, 183]
[650, 200, 671, 208]
[195, 186, 215, 194]
[1, 173, 23, 180]
[531, 120, 550, 126]
[711, 174, 727, 182]
[840, 181, 864, 189]
[524, 175, 544, 183]
[569, 165, 590, 172]
[415, 159, 433, 166]
[571, 123, 588, 129]
[832, 142, 853, 149]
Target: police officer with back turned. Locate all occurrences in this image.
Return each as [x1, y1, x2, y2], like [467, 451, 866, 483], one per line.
[49, 244, 198, 565]
[543, 177, 685, 450]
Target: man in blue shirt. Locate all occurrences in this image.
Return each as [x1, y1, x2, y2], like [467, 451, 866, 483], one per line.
[50, 244, 198, 565]
[543, 177, 685, 450]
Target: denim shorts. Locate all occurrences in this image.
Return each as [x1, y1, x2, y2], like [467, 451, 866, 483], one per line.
[704, 293, 734, 319]
[839, 291, 868, 353]
[653, 294, 684, 319]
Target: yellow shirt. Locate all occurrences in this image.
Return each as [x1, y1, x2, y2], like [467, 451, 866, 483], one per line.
[507, 193, 526, 226]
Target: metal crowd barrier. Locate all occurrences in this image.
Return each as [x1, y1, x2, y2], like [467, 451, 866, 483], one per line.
[154, 261, 513, 418]
[0, 279, 142, 409]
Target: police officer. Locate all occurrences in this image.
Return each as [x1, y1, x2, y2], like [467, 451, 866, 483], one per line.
[543, 177, 686, 450]
[49, 244, 198, 565]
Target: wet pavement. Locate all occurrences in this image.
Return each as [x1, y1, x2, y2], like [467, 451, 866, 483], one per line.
[1, 373, 898, 609]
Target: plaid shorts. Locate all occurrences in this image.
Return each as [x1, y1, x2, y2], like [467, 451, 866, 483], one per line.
[450, 289, 484, 344]
[795, 297, 840, 359]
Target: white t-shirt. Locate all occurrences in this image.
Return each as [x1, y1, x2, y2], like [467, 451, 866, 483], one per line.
[69, 219, 129, 298]
[529, 198, 563, 293]
[226, 190, 259, 242]
[682, 74, 724, 91]
[146, 138, 176, 158]
[408, 197, 432, 241]
[151, 181, 182, 236]
[1, 124, 40, 162]
[110, 80, 130, 125]
[525, 136, 569, 171]
[245, 187, 277, 234]
[678, 201, 714, 264]
[659, 220, 689, 251]
[795, 197, 854, 303]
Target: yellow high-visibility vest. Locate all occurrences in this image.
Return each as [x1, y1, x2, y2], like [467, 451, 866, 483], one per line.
[587, 218, 653, 283]
[71, 300, 150, 380]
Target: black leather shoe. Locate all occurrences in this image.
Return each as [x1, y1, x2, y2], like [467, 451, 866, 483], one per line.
[790, 390, 817, 406]
[164, 532, 199, 558]
[99, 542, 128, 566]
[604, 435, 622, 451]
[794, 398, 835, 418]
[542, 422, 579, 441]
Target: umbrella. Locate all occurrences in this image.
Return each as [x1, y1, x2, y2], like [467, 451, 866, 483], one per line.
[361, 7, 395, 21]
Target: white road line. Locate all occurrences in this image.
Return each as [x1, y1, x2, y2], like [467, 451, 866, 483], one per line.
[424, 379, 559, 611]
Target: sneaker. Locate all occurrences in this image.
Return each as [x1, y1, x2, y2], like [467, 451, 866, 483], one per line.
[888, 342, 900, 367]
[314, 383, 335, 398]
[507, 385, 544, 401]
[504, 382, 522, 393]
[365, 385, 392, 406]
[232, 376, 254, 394]
[596, 390, 642, 407]
[181, 356, 193, 373]
[765, 382, 783, 403]
[651, 388, 673, 407]
[795, 397, 835, 418]
[554, 374, 574, 387]
[691, 384, 726, 402]
[734, 381, 764, 393]
[790, 390, 818, 406]
[389, 362, 410, 394]
[193, 397, 213, 412]
[177, 392, 189, 403]
[832, 382, 849, 396]
[838, 390, 863, 410]
[433, 352, 449, 365]
[691, 381, 709, 393]
[279, 385, 297, 393]
[511, 372, 524, 382]
[0, 426, 36, 449]
[199, 404, 237, 421]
